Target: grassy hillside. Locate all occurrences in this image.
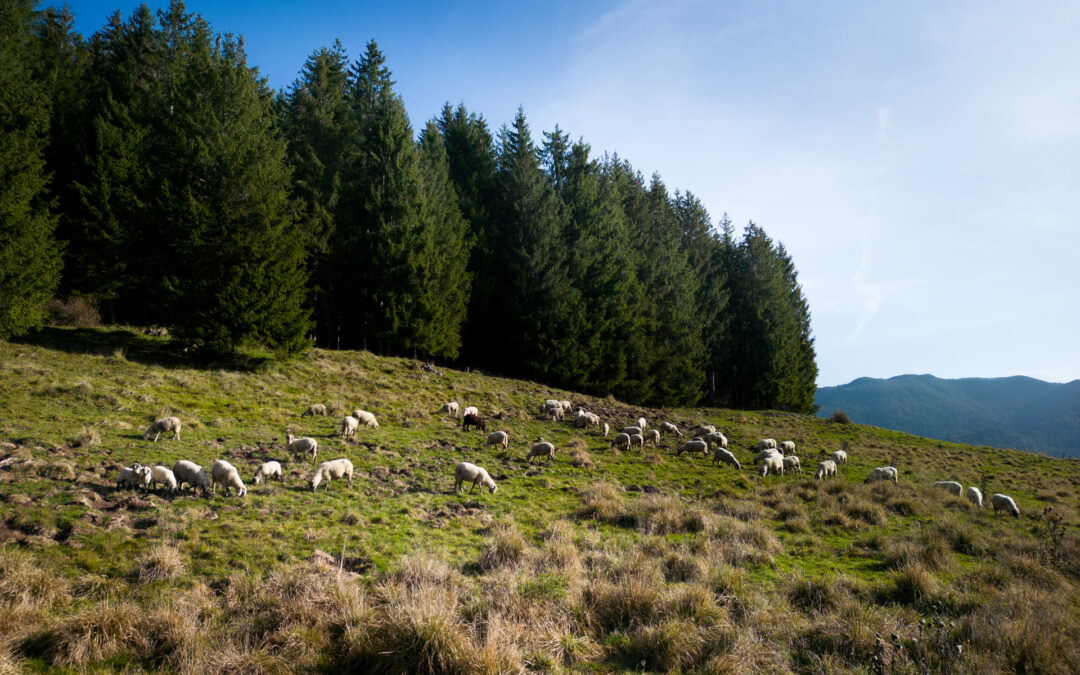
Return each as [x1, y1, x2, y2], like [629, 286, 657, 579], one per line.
[1, 328, 1078, 673]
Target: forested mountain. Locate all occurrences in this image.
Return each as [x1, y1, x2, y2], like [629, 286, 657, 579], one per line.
[816, 374, 1080, 457]
[4, 0, 818, 411]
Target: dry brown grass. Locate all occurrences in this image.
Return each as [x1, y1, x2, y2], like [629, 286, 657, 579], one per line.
[134, 543, 186, 583]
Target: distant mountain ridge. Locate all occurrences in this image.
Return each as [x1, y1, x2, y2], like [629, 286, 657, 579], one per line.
[815, 374, 1080, 457]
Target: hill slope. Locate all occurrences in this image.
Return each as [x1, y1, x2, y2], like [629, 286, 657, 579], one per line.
[0, 328, 1078, 672]
[816, 374, 1080, 457]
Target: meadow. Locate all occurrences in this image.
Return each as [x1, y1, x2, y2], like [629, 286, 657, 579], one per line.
[0, 327, 1078, 673]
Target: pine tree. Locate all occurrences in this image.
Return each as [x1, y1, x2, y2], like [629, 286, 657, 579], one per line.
[0, 0, 62, 338]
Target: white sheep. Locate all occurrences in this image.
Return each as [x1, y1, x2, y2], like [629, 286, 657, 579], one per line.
[602, 422, 610, 437]
[645, 429, 661, 446]
[172, 460, 210, 494]
[831, 450, 848, 465]
[712, 447, 740, 469]
[285, 433, 318, 465]
[758, 453, 785, 477]
[780, 440, 796, 454]
[703, 431, 728, 449]
[210, 459, 247, 497]
[149, 465, 177, 493]
[622, 426, 642, 436]
[352, 410, 379, 429]
[628, 433, 645, 451]
[311, 458, 354, 492]
[690, 424, 716, 438]
[574, 411, 600, 428]
[486, 430, 509, 450]
[991, 493, 1020, 518]
[677, 438, 710, 457]
[143, 416, 182, 442]
[636, 416, 647, 431]
[528, 439, 556, 463]
[340, 415, 359, 440]
[815, 460, 837, 480]
[253, 461, 283, 485]
[559, 400, 572, 412]
[462, 406, 479, 418]
[783, 455, 802, 474]
[933, 480, 963, 496]
[440, 401, 460, 417]
[757, 438, 778, 451]
[966, 486, 984, 509]
[301, 404, 327, 418]
[117, 463, 152, 491]
[454, 461, 497, 494]
[754, 448, 783, 464]
[612, 432, 631, 451]
[661, 421, 682, 437]
[542, 402, 564, 420]
[864, 466, 898, 484]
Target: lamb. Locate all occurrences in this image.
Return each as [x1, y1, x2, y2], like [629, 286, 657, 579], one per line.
[691, 424, 716, 438]
[440, 401, 460, 417]
[462, 406, 479, 418]
[462, 413, 486, 432]
[703, 431, 728, 449]
[757, 438, 778, 451]
[815, 460, 837, 480]
[301, 404, 327, 418]
[865, 466, 898, 484]
[602, 422, 610, 437]
[712, 447, 741, 469]
[758, 453, 785, 477]
[149, 465, 177, 493]
[143, 416, 181, 442]
[340, 415, 359, 440]
[622, 426, 642, 436]
[780, 440, 796, 454]
[527, 439, 556, 463]
[966, 486, 984, 509]
[285, 433, 318, 465]
[253, 461, 283, 485]
[831, 450, 848, 465]
[783, 455, 802, 474]
[628, 433, 645, 451]
[612, 432, 632, 451]
[311, 458, 354, 492]
[661, 421, 682, 437]
[210, 459, 247, 497]
[645, 429, 661, 446]
[172, 460, 210, 494]
[454, 461, 497, 494]
[117, 463, 152, 491]
[486, 430, 509, 450]
[677, 438, 710, 457]
[352, 410, 379, 429]
[933, 480, 963, 496]
[991, 493, 1020, 518]
[636, 417, 647, 431]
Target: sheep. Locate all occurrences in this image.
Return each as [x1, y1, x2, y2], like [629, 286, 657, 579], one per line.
[172, 460, 210, 494]
[574, 411, 600, 428]
[831, 450, 848, 465]
[612, 432, 632, 451]
[691, 424, 716, 438]
[712, 447, 741, 469]
[143, 416, 181, 442]
[661, 421, 682, 437]
[301, 404, 327, 418]
[815, 460, 837, 480]
[865, 466, 898, 484]
[311, 458, 354, 492]
[253, 461, 283, 485]
[210, 459, 247, 497]
[440, 401, 460, 417]
[352, 410, 379, 429]
[628, 433, 645, 451]
[486, 430, 509, 450]
[527, 439, 556, 463]
[780, 440, 796, 454]
[645, 429, 661, 446]
[454, 461, 497, 494]
[757, 438, 778, 451]
[703, 431, 728, 449]
[677, 438, 710, 457]
[340, 415, 359, 440]
[602, 422, 610, 437]
[462, 413, 486, 432]
[117, 463, 152, 491]
[544, 399, 561, 410]
[966, 486, 984, 509]
[758, 453, 785, 477]
[636, 417, 647, 431]
[285, 433, 318, 465]
[933, 480, 963, 496]
[559, 400, 572, 412]
[462, 406, 479, 418]
[754, 448, 783, 464]
[991, 493, 1020, 518]
[542, 402, 564, 421]
[783, 455, 802, 474]
[622, 426, 642, 436]
[149, 465, 177, 493]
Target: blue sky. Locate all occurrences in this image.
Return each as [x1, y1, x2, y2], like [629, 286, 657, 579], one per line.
[63, 0, 1080, 386]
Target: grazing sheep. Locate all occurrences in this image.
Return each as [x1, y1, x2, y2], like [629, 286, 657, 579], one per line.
[691, 424, 716, 438]
[865, 466, 898, 484]
[285, 433, 318, 465]
[559, 400, 572, 412]
[143, 416, 182, 442]
[783, 455, 802, 474]
[454, 461, 497, 494]
[612, 432, 632, 451]
[301, 404, 327, 418]
[462, 413, 486, 432]
[311, 458, 354, 492]
[210, 459, 247, 497]
[712, 447, 741, 469]
[527, 439, 557, 463]
[486, 430, 509, 450]
[340, 415, 359, 440]
[602, 422, 610, 437]
[645, 429, 661, 446]
[991, 493, 1020, 518]
[831, 450, 848, 465]
[628, 433, 645, 451]
[172, 460, 210, 494]
[117, 463, 151, 491]
[149, 465, 177, 493]
[815, 460, 837, 480]
[754, 448, 783, 464]
[703, 431, 728, 449]
[253, 461, 283, 485]
[622, 426, 642, 436]
[462, 406, 479, 418]
[636, 417, 647, 431]
[661, 421, 682, 437]
[780, 440, 796, 454]
[574, 411, 600, 428]
[542, 402, 564, 421]
[677, 438, 710, 457]
[544, 399, 561, 409]
[352, 410, 379, 429]
[440, 401, 460, 417]
[758, 453, 785, 477]
[966, 486, 984, 509]
[757, 438, 778, 451]
[933, 480, 963, 496]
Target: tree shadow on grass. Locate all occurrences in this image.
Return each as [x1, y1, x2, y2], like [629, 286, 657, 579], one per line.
[13, 326, 272, 372]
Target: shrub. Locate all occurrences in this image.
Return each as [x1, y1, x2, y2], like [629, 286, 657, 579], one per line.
[890, 562, 938, 605]
[831, 409, 852, 424]
[44, 296, 101, 327]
